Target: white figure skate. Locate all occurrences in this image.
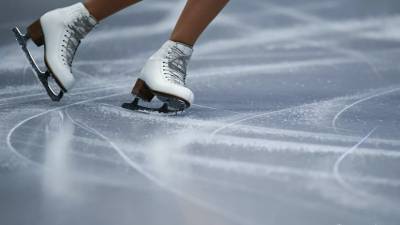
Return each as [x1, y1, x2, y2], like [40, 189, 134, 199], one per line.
[122, 40, 194, 113]
[12, 3, 97, 101]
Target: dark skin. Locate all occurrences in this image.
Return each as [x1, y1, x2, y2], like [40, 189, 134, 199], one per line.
[84, 0, 229, 46]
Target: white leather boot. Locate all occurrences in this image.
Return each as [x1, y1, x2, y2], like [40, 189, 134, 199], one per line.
[132, 40, 194, 110]
[26, 3, 97, 91]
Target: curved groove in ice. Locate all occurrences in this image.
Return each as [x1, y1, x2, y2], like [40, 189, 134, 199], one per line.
[65, 111, 257, 225]
[169, 152, 400, 187]
[332, 87, 400, 132]
[6, 92, 125, 165]
[100, 103, 400, 149]
[333, 128, 376, 198]
[210, 104, 300, 138]
[0, 82, 129, 108]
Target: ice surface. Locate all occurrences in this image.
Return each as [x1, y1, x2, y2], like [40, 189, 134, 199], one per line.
[0, 0, 400, 225]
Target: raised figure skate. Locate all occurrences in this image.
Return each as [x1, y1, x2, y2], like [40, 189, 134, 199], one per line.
[122, 40, 194, 113]
[12, 3, 97, 101]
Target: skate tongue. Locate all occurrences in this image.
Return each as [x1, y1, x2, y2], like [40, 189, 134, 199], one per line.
[165, 40, 193, 56]
[69, 3, 98, 25]
[85, 15, 98, 28]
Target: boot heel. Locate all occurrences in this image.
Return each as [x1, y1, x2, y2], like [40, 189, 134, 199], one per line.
[27, 19, 44, 47]
[132, 79, 155, 102]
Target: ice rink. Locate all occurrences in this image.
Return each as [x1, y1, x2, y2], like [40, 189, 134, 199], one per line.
[1, 0, 400, 224]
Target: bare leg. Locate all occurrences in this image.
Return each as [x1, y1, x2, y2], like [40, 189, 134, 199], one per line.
[170, 0, 229, 46]
[84, 0, 141, 21]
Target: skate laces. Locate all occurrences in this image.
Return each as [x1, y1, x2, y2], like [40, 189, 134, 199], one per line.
[61, 15, 97, 68]
[163, 45, 191, 85]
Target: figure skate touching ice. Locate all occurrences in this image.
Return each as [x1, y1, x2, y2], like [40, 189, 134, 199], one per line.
[13, 0, 229, 113]
[122, 40, 194, 113]
[12, 3, 97, 101]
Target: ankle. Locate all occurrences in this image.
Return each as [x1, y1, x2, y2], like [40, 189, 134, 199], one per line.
[169, 37, 194, 48]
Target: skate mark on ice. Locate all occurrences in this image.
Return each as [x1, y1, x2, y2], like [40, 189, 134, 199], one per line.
[0, 93, 44, 105]
[203, 3, 400, 137]
[10, 118, 400, 172]
[202, 135, 400, 159]
[0, 66, 130, 100]
[295, 39, 382, 80]
[167, 152, 400, 188]
[6, 92, 125, 165]
[0, 61, 134, 99]
[260, 1, 385, 82]
[333, 128, 377, 198]
[191, 103, 240, 114]
[332, 87, 400, 132]
[8, 119, 400, 161]
[65, 113, 257, 225]
[0, 82, 130, 107]
[100, 103, 400, 151]
[197, 0, 386, 85]
[65, 110, 400, 213]
[210, 104, 301, 138]
[197, 13, 400, 55]
[8, 121, 400, 189]
[193, 57, 356, 78]
[81, 105, 400, 187]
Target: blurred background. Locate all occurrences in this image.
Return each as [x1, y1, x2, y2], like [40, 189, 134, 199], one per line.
[0, 0, 400, 225]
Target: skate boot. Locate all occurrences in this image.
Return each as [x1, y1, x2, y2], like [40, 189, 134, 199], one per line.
[122, 40, 194, 113]
[12, 3, 97, 101]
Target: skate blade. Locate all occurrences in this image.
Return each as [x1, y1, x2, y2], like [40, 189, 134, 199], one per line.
[121, 98, 185, 114]
[156, 95, 187, 111]
[132, 79, 190, 110]
[12, 26, 64, 102]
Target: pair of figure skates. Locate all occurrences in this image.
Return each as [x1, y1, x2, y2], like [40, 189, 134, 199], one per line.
[12, 3, 194, 113]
